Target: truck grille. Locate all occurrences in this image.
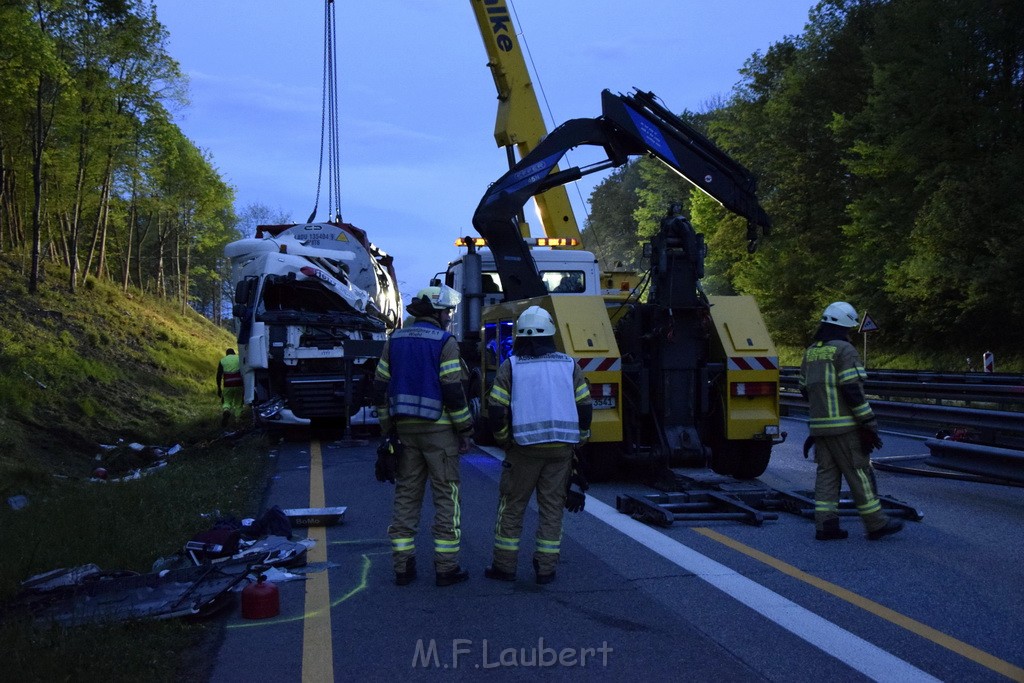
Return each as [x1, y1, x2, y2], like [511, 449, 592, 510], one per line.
[285, 375, 350, 418]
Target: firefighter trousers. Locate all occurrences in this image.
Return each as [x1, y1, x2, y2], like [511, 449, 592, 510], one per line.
[813, 430, 889, 533]
[388, 424, 463, 574]
[490, 444, 573, 576]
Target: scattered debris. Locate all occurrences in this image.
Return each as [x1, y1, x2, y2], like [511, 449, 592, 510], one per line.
[89, 439, 184, 482]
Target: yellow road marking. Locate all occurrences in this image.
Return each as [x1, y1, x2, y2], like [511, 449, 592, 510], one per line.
[302, 440, 333, 683]
[695, 527, 1024, 681]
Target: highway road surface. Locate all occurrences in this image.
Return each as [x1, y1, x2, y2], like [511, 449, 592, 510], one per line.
[204, 417, 1024, 682]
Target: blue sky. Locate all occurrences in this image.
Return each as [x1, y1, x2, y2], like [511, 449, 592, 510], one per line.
[157, 1, 814, 299]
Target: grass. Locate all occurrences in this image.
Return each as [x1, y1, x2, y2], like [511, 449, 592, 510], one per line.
[0, 255, 275, 681]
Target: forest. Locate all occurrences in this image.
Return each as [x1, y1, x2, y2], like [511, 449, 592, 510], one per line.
[2, 0, 1022, 358]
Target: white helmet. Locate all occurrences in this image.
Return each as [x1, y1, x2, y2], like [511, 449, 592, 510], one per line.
[820, 301, 859, 328]
[413, 284, 461, 310]
[515, 306, 556, 337]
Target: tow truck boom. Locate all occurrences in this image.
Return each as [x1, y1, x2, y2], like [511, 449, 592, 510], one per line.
[473, 88, 772, 302]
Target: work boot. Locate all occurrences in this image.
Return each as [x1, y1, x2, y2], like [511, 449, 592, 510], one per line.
[484, 566, 516, 582]
[867, 518, 904, 540]
[533, 559, 555, 585]
[394, 558, 416, 586]
[815, 520, 849, 541]
[435, 566, 469, 587]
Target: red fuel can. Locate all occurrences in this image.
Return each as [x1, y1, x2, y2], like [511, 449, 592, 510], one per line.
[241, 575, 280, 619]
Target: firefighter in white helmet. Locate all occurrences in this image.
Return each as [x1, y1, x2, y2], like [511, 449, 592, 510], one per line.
[373, 283, 473, 587]
[484, 305, 593, 584]
[800, 301, 903, 541]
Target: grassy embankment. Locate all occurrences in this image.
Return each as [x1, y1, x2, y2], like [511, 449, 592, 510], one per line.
[0, 255, 274, 681]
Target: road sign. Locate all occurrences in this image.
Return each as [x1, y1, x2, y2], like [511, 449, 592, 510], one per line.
[859, 311, 879, 333]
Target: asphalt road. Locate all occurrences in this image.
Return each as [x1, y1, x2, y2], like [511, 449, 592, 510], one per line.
[206, 419, 1024, 682]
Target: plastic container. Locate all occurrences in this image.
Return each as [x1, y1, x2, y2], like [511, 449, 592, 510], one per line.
[241, 574, 280, 619]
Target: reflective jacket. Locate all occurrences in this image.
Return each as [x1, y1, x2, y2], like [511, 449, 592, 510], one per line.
[799, 339, 874, 436]
[218, 354, 242, 388]
[373, 318, 472, 433]
[489, 352, 592, 447]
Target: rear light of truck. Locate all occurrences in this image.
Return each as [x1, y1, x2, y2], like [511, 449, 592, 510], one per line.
[731, 382, 777, 397]
[590, 383, 618, 409]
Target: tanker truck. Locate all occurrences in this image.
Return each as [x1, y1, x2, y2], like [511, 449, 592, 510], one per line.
[226, 221, 402, 429]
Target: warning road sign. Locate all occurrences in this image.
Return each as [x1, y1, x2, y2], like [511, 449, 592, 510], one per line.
[859, 312, 879, 333]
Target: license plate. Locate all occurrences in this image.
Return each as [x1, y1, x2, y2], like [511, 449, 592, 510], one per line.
[593, 397, 616, 410]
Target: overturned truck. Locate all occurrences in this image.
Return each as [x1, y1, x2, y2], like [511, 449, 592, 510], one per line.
[226, 221, 402, 429]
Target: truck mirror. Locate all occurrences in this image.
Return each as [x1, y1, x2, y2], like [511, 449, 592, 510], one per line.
[234, 280, 249, 305]
[232, 304, 248, 320]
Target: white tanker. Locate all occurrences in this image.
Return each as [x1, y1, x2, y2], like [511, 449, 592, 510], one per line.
[226, 221, 402, 428]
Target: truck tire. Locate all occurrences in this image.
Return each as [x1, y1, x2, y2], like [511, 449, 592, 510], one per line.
[582, 443, 620, 482]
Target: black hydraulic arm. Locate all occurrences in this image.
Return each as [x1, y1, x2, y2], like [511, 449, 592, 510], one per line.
[472, 88, 772, 302]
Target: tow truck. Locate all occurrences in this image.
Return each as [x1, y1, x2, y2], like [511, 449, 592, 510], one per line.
[445, 2, 782, 479]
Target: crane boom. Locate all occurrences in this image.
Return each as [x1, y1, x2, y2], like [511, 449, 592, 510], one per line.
[470, 0, 582, 243]
[473, 89, 772, 302]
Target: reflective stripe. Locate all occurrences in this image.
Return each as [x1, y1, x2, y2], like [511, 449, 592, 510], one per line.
[855, 470, 881, 515]
[490, 385, 511, 407]
[536, 537, 561, 554]
[574, 382, 590, 402]
[838, 366, 867, 383]
[435, 538, 460, 553]
[809, 415, 858, 430]
[815, 501, 839, 513]
[391, 537, 415, 552]
[494, 535, 519, 552]
[851, 402, 873, 419]
[392, 393, 444, 419]
[439, 358, 461, 378]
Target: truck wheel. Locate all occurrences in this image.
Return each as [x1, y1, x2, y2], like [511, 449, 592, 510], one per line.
[582, 443, 620, 482]
[730, 441, 772, 479]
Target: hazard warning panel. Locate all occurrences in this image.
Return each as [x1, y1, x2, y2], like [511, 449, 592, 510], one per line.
[858, 312, 879, 333]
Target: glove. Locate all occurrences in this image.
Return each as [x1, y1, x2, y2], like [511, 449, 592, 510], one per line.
[577, 429, 591, 447]
[564, 452, 589, 513]
[374, 434, 401, 483]
[565, 487, 586, 513]
[858, 426, 883, 455]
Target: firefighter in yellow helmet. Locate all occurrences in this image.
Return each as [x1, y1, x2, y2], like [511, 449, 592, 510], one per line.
[216, 348, 244, 428]
[800, 302, 903, 541]
[373, 284, 474, 587]
[484, 305, 592, 584]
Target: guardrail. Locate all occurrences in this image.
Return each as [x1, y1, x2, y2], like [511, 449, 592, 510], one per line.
[779, 367, 1024, 409]
[779, 367, 1024, 484]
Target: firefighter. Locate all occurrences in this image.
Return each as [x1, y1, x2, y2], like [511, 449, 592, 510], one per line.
[373, 284, 473, 587]
[216, 348, 244, 428]
[484, 306, 593, 584]
[800, 302, 903, 541]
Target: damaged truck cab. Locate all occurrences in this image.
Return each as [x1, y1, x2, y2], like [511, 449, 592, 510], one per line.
[226, 221, 402, 428]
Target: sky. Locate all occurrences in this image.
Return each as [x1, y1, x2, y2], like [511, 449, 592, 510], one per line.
[156, 1, 815, 301]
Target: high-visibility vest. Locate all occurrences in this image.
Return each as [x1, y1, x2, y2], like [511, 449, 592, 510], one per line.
[220, 355, 242, 388]
[387, 324, 451, 421]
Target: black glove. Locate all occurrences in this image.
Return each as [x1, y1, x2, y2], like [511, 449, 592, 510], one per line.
[803, 435, 815, 459]
[858, 426, 883, 455]
[565, 487, 586, 513]
[374, 434, 401, 484]
[564, 452, 589, 512]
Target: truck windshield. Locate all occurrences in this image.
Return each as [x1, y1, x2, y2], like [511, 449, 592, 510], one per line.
[484, 270, 585, 294]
